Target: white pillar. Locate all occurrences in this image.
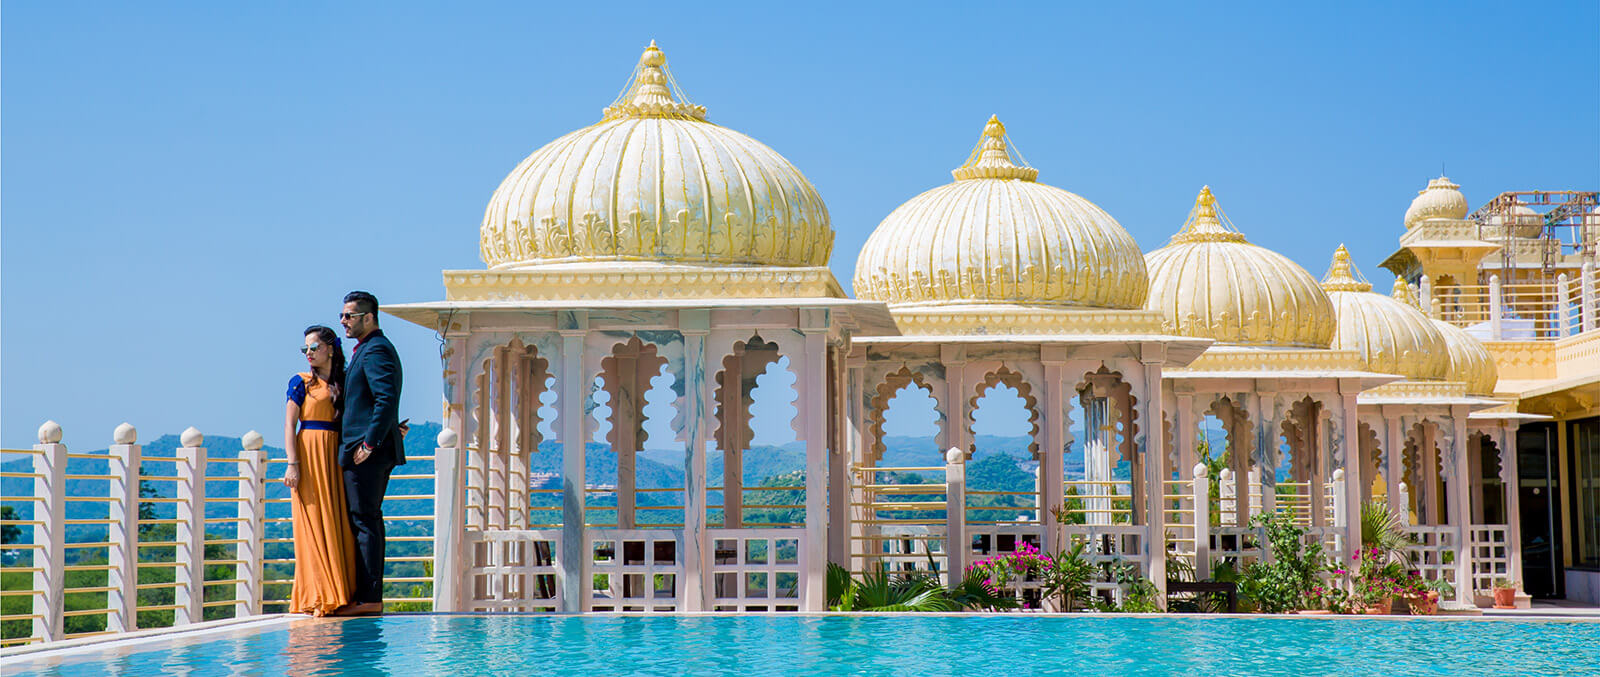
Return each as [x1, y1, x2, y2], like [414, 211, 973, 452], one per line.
[1340, 391, 1363, 562]
[680, 313, 712, 611]
[107, 423, 140, 634]
[1386, 415, 1405, 519]
[1396, 482, 1413, 526]
[1251, 393, 1276, 517]
[236, 431, 266, 617]
[558, 325, 587, 612]
[1489, 275, 1504, 340]
[801, 328, 828, 611]
[827, 346, 851, 567]
[1040, 354, 1066, 554]
[1420, 275, 1434, 317]
[1218, 467, 1235, 527]
[174, 427, 207, 626]
[944, 447, 966, 582]
[1450, 408, 1473, 599]
[1141, 362, 1167, 604]
[1331, 468, 1348, 555]
[1192, 463, 1211, 579]
[1498, 422, 1524, 587]
[32, 421, 66, 642]
[433, 429, 467, 612]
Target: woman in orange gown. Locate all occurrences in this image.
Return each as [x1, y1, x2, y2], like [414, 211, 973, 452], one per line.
[284, 325, 358, 616]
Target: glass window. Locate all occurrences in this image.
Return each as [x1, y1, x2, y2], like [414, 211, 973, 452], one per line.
[1572, 418, 1600, 568]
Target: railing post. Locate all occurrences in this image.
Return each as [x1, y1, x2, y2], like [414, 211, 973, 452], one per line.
[1581, 262, 1596, 332]
[1489, 275, 1503, 340]
[175, 427, 207, 626]
[1397, 482, 1412, 526]
[945, 447, 966, 584]
[1331, 468, 1351, 559]
[1192, 463, 1210, 579]
[434, 428, 467, 612]
[1419, 276, 1434, 317]
[1218, 467, 1235, 527]
[236, 431, 266, 617]
[32, 421, 66, 643]
[108, 423, 141, 633]
[1556, 274, 1572, 338]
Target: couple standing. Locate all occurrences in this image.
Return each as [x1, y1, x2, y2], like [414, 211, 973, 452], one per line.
[283, 291, 406, 617]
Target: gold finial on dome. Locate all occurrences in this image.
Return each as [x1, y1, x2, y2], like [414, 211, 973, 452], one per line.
[952, 115, 1039, 181]
[1321, 244, 1373, 292]
[1391, 277, 1417, 308]
[1170, 185, 1249, 245]
[602, 41, 708, 121]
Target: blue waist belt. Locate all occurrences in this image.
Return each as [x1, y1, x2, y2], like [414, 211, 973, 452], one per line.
[299, 420, 338, 432]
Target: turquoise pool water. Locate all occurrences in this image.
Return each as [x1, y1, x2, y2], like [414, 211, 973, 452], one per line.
[7, 615, 1599, 676]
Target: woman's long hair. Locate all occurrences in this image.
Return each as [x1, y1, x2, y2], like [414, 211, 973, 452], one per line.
[304, 325, 346, 419]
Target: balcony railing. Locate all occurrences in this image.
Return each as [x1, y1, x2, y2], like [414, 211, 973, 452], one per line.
[1430, 263, 1598, 340]
[0, 423, 436, 647]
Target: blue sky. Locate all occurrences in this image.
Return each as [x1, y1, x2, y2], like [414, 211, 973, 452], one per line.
[4, 2, 1597, 449]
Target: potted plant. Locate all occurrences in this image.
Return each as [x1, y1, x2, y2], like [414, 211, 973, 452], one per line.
[1404, 575, 1453, 615]
[1493, 579, 1519, 609]
[1352, 547, 1406, 614]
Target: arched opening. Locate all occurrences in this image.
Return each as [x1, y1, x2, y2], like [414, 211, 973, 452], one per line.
[1469, 432, 1506, 525]
[966, 369, 1041, 531]
[1203, 397, 1256, 528]
[1402, 420, 1447, 525]
[1071, 367, 1139, 526]
[1278, 397, 1329, 527]
[709, 336, 791, 530]
[859, 367, 946, 575]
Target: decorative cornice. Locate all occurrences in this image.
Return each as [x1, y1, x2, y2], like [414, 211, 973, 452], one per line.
[1361, 380, 1470, 400]
[442, 266, 845, 301]
[1176, 347, 1367, 373]
[888, 305, 1166, 336]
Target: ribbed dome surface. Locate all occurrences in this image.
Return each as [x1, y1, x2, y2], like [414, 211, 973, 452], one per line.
[1145, 187, 1335, 347]
[1431, 318, 1498, 395]
[1321, 246, 1451, 380]
[479, 43, 832, 269]
[1403, 176, 1469, 229]
[854, 117, 1147, 309]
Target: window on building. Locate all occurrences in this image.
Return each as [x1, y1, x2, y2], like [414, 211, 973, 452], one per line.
[1573, 417, 1600, 569]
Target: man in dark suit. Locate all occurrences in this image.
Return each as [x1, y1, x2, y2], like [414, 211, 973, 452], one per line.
[339, 290, 404, 615]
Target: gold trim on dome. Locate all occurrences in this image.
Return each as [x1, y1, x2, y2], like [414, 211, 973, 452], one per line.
[1168, 186, 1247, 245]
[888, 306, 1166, 336]
[1320, 244, 1373, 292]
[600, 41, 707, 121]
[442, 266, 845, 301]
[951, 116, 1039, 182]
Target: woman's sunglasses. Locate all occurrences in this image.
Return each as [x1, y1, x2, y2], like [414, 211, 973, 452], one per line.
[300, 343, 323, 355]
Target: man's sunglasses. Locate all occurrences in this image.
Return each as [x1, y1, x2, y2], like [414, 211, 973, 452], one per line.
[339, 311, 369, 321]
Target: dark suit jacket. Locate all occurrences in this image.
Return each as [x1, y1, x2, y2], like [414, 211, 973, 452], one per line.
[341, 329, 404, 467]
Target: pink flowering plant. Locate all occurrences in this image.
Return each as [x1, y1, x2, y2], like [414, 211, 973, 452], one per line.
[966, 540, 1050, 607]
[1352, 546, 1408, 606]
[965, 540, 1095, 612]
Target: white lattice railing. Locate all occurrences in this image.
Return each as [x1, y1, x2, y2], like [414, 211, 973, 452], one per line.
[465, 529, 560, 612]
[1468, 524, 1511, 595]
[586, 528, 683, 613]
[1402, 525, 1461, 603]
[849, 465, 949, 577]
[710, 529, 805, 612]
[1062, 524, 1147, 605]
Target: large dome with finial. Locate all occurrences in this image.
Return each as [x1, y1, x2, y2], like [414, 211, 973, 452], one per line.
[1144, 187, 1335, 347]
[1321, 245, 1451, 380]
[1430, 318, 1498, 395]
[1403, 176, 1469, 230]
[478, 42, 833, 269]
[853, 116, 1148, 309]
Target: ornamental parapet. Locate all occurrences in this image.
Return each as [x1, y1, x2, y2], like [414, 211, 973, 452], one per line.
[442, 265, 846, 302]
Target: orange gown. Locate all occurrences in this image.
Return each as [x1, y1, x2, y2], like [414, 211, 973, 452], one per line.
[288, 372, 357, 616]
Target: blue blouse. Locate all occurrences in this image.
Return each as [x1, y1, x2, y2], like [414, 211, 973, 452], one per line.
[287, 374, 306, 406]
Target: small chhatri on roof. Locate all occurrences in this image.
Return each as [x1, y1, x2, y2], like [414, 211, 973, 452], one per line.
[601, 40, 707, 121]
[1320, 244, 1374, 293]
[1168, 186, 1248, 245]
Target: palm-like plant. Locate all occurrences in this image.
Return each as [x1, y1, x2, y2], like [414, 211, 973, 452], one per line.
[827, 563, 961, 612]
[1360, 499, 1412, 566]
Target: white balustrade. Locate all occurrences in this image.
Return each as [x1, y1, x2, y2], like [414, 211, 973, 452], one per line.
[107, 423, 141, 633]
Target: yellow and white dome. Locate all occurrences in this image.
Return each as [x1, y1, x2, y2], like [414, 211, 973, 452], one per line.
[1403, 176, 1469, 230]
[1485, 204, 1542, 239]
[1430, 318, 1498, 395]
[854, 116, 1147, 309]
[479, 42, 832, 270]
[1321, 246, 1451, 380]
[1145, 187, 1335, 347]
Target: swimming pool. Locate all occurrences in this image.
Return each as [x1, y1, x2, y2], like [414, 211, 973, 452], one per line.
[6, 614, 1598, 676]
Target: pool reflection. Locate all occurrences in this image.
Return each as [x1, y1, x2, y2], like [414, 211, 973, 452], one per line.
[284, 618, 389, 675]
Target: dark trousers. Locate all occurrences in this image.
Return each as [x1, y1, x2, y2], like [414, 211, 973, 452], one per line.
[343, 459, 394, 604]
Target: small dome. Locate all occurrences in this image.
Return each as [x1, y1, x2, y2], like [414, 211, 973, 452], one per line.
[1145, 187, 1335, 347]
[854, 116, 1147, 309]
[1403, 176, 1469, 229]
[1431, 318, 1498, 395]
[1485, 204, 1543, 239]
[479, 42, 832, 270]
[1321, 245, 1451, 380]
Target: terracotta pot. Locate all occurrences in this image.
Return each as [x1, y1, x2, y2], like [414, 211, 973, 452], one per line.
[1408, 592, 1439, 616]
[1364, 596, 1393, 614]
[1494, 587, 1516, 609]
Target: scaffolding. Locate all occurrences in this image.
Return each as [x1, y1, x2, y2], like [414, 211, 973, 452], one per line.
[1468, 190, 1600, 283]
